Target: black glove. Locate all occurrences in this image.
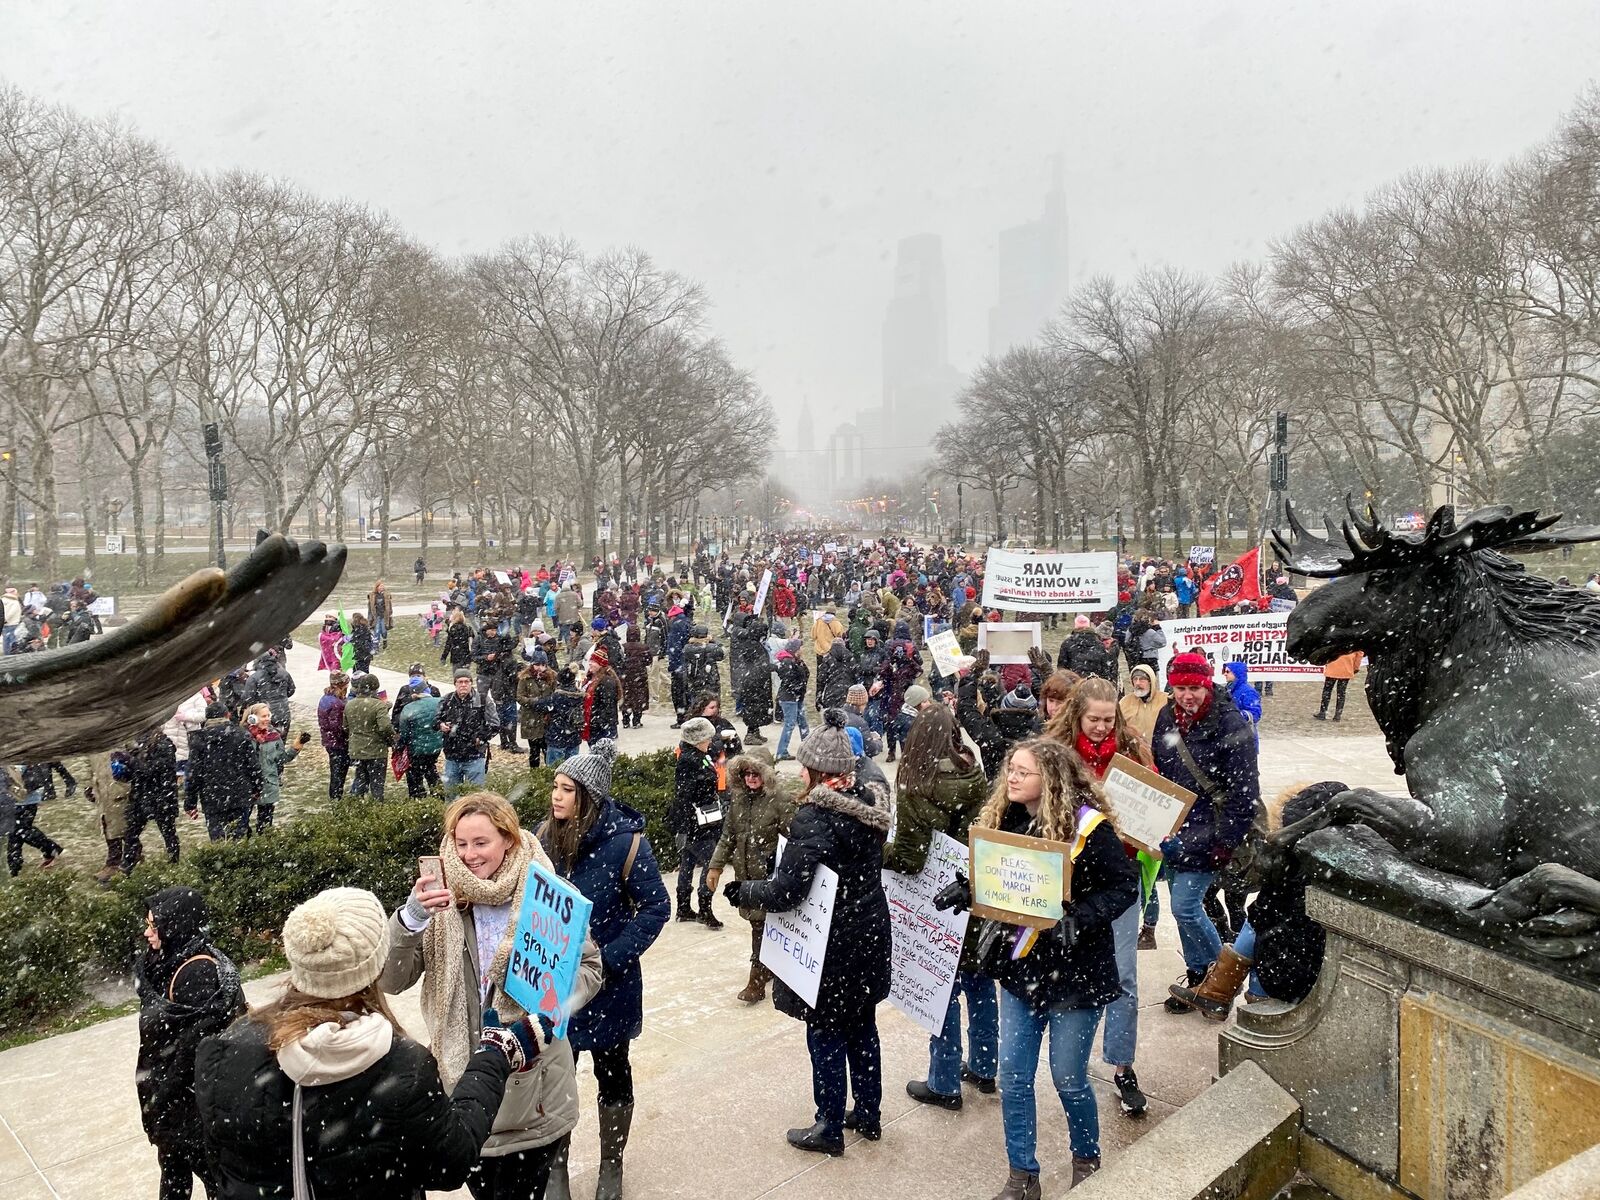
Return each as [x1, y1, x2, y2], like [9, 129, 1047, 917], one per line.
[1046, 915, 1078, 949]
[931, 871, 972, 914]
[722, 879, 744, 906]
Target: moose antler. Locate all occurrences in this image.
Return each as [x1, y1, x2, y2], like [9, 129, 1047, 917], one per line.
[1274, 499, 1600, 578]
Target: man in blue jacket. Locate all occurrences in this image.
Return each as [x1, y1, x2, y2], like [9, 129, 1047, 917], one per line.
[664, 606, 693, 727]
[1150, 651, 1260, 1011]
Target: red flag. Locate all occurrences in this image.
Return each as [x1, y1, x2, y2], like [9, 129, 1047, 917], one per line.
[1198, 546, 1263, 615]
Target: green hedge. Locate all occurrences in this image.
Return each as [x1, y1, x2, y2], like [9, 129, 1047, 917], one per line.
[1, 748, 679, 1038]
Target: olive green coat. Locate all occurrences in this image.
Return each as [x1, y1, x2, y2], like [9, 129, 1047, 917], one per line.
[709, 752, 798, 920]
[344, 694, 394, 761]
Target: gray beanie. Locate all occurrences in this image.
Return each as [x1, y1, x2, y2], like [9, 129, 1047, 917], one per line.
[902, 684, 931, 710]
[681, 717, 716, 745]
[797, 709, 858, 775]
[281, 887, 390, 999]
[558, 738, 616, 801]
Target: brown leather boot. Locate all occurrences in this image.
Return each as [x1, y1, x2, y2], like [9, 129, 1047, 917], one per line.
[1071, 1155, 1101, 1187]
[736, 963, 767, 1003]
[1167, 944, 1253, 1021]
[990, 1167, 1041, 1200]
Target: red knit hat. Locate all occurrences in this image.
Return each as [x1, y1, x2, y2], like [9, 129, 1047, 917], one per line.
[1167, 651, 1212, 688]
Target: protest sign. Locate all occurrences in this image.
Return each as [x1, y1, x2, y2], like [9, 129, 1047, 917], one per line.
[1187, 545, 1215, 565]
[980, 549, 1117, 612]
[976, 621, 1041, 665]
[926, 629, 967, 678]
[824, 542, 838, 553]
[760, 835, 837, 1007]
[883, 831, 969, 1036]
[923, 614, 951, 641]
[968, 826, 1071, 928]
[810, 552, 823, 567]
[1100, 754, 1198, 857]
[1156, 611, 1320, 684]
[752, 568, 773, 616]
[505, 861, 594, 1038]
[494, 570, 511, 585]
[88, 596, 115, 616]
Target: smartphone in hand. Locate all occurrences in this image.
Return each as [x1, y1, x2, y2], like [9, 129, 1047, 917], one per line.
[418, 855, 444, 889]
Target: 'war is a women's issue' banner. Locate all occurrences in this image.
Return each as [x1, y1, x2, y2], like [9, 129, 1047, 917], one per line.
[505, 863, 594, 1038]
[980, 550, 1118, 612]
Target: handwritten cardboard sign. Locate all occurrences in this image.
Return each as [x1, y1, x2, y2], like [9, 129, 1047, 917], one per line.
[760, 835, 837, 1008]
[1100, 753, 1197, 857]
[925, 629, 967, 678]
[883, 830, 970, 1036]
[504, 861, 594, 1038]
[968, 826, 1072, 928]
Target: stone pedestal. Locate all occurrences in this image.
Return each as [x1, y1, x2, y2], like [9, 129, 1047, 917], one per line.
[1220, 889, 1600, 1200]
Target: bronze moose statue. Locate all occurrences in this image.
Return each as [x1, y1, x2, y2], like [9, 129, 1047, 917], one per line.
[1270, 502, 1600, 979]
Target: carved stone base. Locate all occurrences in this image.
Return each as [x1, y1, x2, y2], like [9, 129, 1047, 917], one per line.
[1221, 889, 1600, 1200]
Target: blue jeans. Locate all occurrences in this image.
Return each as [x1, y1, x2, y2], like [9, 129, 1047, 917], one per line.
[1168, 868, 1223, 974]
[927, 971, 998, 1095]
[997, 988, 1103, 1169]
[1232, 919, 1265, 996]
[1102, 900, 1140, 1067]
[546, 744, 576, 767]
[1, 624, 14, 655]
[373, 616, 387, 644]
[775, 700, 810, 758]
[805, 1016, 881, 1138]
[864, 697, 885, 735]
[443, 755, 487, 787]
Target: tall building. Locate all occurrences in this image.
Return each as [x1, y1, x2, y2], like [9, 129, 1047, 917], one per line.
[871, 234, 962, 473]
[989, 157, 1069, 355]
[825, 421, 865, 495]
[797, 400, 815, 455]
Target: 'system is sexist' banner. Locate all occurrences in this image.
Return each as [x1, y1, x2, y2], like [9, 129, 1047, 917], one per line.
[1157, 612, 1320, 683]
[980, 549, 1117, 612]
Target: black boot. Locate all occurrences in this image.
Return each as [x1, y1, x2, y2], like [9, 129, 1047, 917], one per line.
[1165, 968, 1208, 1014]
[786, 1121, 844, 1156]
[595, 1103, 633, 1200]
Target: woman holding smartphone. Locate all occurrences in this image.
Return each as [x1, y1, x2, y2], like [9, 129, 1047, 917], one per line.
[381, 791, 604, 1200]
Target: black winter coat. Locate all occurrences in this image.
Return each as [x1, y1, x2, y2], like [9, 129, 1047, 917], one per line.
[438, 690, 498, 760]
[773, 653, 809, 703]
[136, 888, 246, 1147]
[130, 732, 179, 819]
[1150, 688, 1260, 872]
[669, 742, 722, 836]
[815, 643, 854, 709]
[195, 1019, 509, 1200]
[984, 802, 1138, 1013]
[184, 720, 263, 817]
[441, 622, 475, 668]
[1247, 873, 1325, 1003]
[1057, 630, 1117, 683]
[739, 781, 893, 1031]
[682, 641, 724, 696]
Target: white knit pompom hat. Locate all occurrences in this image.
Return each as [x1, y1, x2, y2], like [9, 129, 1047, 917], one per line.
[281, 887, 390, 999]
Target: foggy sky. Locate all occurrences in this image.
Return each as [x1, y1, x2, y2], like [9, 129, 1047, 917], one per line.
[5, 0, 1600, 460]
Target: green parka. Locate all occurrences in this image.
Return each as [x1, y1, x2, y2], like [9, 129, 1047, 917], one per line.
[709, 751, 798, 920]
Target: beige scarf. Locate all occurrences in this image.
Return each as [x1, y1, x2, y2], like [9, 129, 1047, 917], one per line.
[421, 828, 548, 1087]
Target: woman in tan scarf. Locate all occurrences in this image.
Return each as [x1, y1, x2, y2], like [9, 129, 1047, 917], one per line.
[380, 791, 603, 1200]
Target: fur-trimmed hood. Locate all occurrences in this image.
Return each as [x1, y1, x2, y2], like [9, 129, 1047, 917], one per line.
[804, 781, 891, 833]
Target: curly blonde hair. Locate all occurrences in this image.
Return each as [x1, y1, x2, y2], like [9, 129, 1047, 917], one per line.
[975, 737, 1115, 843]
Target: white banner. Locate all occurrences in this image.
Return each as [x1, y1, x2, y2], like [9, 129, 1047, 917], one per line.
[1156, 612, 1320, 684]
[883, 831, 970, 1036]
[980, 549, 1117, 612]
[752, 568, 773, 616]
[760, 835, 837, 1008]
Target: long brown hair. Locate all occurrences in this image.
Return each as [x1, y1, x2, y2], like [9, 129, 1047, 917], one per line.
[975, 737, 1114, 843]
[254, 982, 399, 1053]
[897, 706, 975, 804]
[546, 775, 600, 873]
[1044, 677, 1151, 766]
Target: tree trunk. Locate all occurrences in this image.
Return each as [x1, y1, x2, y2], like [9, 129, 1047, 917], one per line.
[130, 463, 149, 586]
[153, 446, 166, 565]
[0, 465, 14, 583]
[31, 439, 58, 581]
[378, 460, 392, 580]
[450, 499, 462, 565]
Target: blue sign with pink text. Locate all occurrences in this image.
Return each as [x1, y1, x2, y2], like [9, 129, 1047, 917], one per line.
[505, 862, 593, 1038]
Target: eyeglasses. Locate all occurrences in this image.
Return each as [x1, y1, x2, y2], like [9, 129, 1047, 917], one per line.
[1005, 766, 1040, 780]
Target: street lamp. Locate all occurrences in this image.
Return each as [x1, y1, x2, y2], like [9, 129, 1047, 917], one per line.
[599, 505, 610, 565]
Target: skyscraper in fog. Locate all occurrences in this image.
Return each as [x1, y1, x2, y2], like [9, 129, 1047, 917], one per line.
[989, 158, 1069, 354]
[864, 233, 961, 473]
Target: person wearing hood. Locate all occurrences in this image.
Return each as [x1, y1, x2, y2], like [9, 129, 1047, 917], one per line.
[680, 624, 725, 709]
[620, 625, 651, 729]
[344, 674, 395, 800]
[669, 717, 726, 927]
[1150, 653, 1261, 1013]
[772, 636, 812, 762]
[707, 748, 798, 1004]
[137, 887, 246, 1200]
[815, 639, 854, 714]
[381, 792, 604, 1200]
[125, 727, 182, 871]
[243, 703, 310, 831]
[1118, 665, 1166, 753]
[856, 630, 887, 733]
[538, 740, 671, 1200]
[731, 614, 774, 743]
[880, 643, 923, 763]
[530, 667, 584, 767]
[885, 707, 997, 1112]
[1223, 660, 1263, 734]
[582, 649, 622, 745]
[245, 651, 296, 735]
[516, 652, 558, 769]
[316, 615, 344, 672]
[811, 608, 845, 659]
[184, 703, 263, 842]
[196, 887, 534, 1200]
[664, 606, 694, 726]
[725, 712, 893, 1157]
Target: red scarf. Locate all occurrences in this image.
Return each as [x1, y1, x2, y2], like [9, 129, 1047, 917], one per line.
[1173, 689, 1213, 736]
[1075, 732, 1117, 779]
[582, 678, 597, 742]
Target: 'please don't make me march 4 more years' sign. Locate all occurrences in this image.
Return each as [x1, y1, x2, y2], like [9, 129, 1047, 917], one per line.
[968, 826, 1073, 929]
[504, 862, 594, 1039]
[980, 549, 1118, 613]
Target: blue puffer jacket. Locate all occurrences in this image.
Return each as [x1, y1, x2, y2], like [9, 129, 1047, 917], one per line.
[543, 797, 670, 1050]
[1225, 659, 1263, 734]
[1150, 685, 1260, 872]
